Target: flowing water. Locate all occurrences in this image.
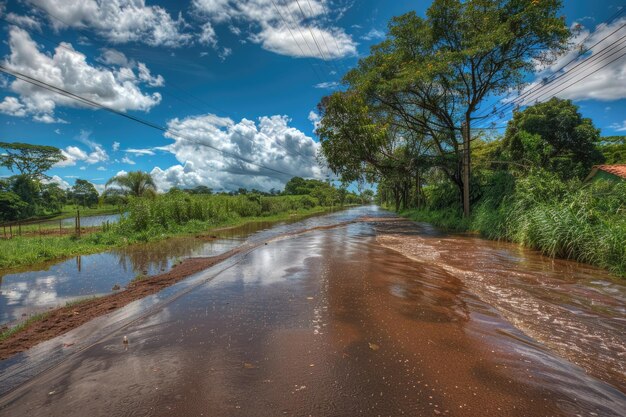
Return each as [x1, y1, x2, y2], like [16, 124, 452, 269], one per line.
[0, 206, 624, 416]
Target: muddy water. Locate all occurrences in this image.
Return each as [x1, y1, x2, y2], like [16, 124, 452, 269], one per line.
[0, 207, 624, 416]
[0, 215, 332, 326]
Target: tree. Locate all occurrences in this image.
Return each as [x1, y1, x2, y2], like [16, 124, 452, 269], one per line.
[360, 189, 375, 204]
[502, 98, 604, 179]
[0, 142, 65, 178]
[10, 174, 40, 218]
[323, 0, 569, 215]
[71, 179, 99, 207]
[41, 183, 67, 213]
[186, 185, 213, 195]
[284, 177, 308, 195]
[598, 136, 626, 164]
[284, 177, 332, 196]
[106, 171, 156, 197]
[0, 191, 28, 222]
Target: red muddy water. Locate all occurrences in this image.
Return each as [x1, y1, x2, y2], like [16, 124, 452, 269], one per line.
[0, 206, 624, 416]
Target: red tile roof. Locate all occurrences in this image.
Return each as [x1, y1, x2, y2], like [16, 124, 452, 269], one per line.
[595, 165, 626, 179]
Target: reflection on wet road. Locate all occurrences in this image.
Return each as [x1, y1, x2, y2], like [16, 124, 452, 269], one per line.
[0, 218, 319, 325]
[0, 206, 624, 416]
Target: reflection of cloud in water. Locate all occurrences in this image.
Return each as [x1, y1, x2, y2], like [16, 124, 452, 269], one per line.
[6, 275, 59, 307]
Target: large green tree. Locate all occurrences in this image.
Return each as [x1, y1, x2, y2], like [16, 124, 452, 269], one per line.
[71, 179, 99, 207]
[502, 98, 604, 179]
[319, 0, 569, 215]
[0, 142, 65, 178]
[0, 191, 28, 222]
[106, 171, 156, 197]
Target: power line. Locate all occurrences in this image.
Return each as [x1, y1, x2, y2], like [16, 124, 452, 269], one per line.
[528, 38, 626, 103]
[8, 3, 317, 162]
[0, 64, 315, 179]
[315, 0, 352, 75]
[474, 8, 626, 127]
[293, 0, 340, 75]
[304, 0, 343, 73]
[476, 30, 626, 128]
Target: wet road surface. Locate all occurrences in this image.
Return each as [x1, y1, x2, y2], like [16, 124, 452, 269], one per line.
[0, 217, 324, 326]
[0, 206, 625, 416]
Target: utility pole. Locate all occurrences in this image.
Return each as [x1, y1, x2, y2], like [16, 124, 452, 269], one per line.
[462, 121, 471, 217]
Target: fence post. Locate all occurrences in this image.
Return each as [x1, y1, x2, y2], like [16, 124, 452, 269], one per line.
[9, 224, 12, 238]
[60, 219, 62, 236]
[76, 209, 81, 238]
[18, 222, 21, 236]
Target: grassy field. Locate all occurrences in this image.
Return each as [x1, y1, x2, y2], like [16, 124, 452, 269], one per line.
[0, 193, 336, 270]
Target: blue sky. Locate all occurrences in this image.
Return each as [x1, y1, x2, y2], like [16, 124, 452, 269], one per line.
[0, 0, 625, 192]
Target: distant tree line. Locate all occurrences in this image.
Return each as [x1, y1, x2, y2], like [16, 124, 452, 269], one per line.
[0, 141, 374, 222]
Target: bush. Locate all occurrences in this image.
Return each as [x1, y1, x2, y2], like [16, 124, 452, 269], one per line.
[116, 193, 324, 235]
[405, 169, 626, 277]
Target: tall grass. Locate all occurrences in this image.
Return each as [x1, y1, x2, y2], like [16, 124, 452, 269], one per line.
[0, 194, 326, 269]
[402, 171, 626, 277]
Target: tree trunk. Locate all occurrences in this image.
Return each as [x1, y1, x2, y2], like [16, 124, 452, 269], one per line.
[462, 120, 471, 217]
[394, 186, 401, 212]
[415, 171, 422, 208]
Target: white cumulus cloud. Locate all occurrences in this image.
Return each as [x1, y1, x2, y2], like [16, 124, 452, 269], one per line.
[56, 133, 109, 167]
[30, 0, 192, 47]
[192, 0, 356, 59]
[521, 17, 626, 104]
[1, 27, 162, 122]
[151, 113, 323, 192]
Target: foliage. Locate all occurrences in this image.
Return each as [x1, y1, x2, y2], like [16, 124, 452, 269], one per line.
[598, 136, 626, 164]
[319, 0, 569, 215]
[502, 98, 604, 179]
[0, 191, 28, 221]
[71, 179, 99, 208]
[116, 193, 329, 235]
[0, 142, 65, 178]
[106, 171, 156, 197]
[9, 174, 40, 218]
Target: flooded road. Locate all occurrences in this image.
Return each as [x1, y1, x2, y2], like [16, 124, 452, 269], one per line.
[0, 216, 325, 326]
[0, 207, 624, 416]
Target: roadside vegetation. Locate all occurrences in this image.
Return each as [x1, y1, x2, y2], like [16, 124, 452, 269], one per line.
[315, 0, 626, 277]
[0, 172, 371, 269]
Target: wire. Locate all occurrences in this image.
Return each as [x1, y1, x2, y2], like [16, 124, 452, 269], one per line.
[293, 0, 340, 75]
[7, 4, 318, 162]
[473, 8, 626, 127]
[0, 64, 316, 179]
[477, 13, 626, 127]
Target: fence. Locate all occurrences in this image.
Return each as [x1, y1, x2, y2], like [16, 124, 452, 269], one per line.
[1, 210, 87, 239]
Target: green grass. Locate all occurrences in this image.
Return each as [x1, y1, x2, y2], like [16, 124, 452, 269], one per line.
[0, 194, 338, 270]
[65, 297, 98, 308]
[0, 312, 50, 342]
[399, 174, 626, 277]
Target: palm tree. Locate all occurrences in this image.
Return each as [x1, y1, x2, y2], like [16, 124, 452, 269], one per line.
[106, 171, 156, 197]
